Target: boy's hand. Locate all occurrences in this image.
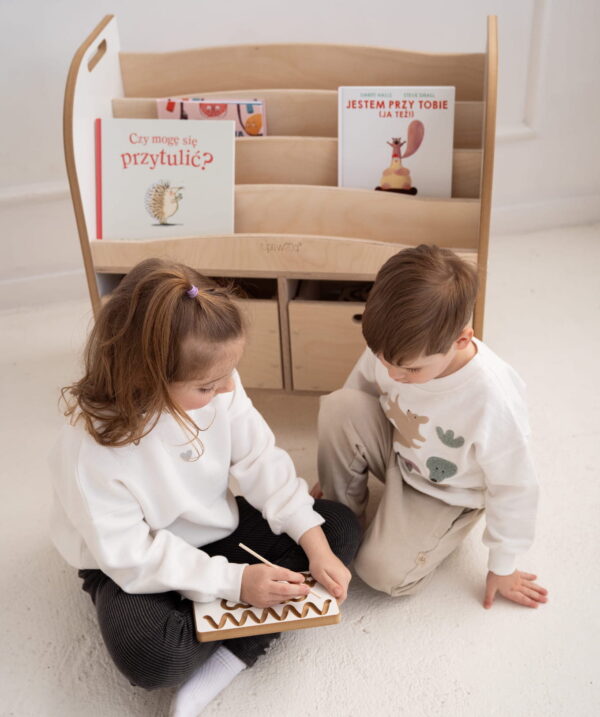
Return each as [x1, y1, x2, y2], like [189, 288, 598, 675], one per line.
[240, 564, 310, 608]
[483, 570, 548, 609]
[309, 482, 323, 499]
[308, 552, 352, 604]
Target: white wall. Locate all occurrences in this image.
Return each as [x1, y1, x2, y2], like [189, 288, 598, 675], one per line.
[1, 0, 598, 308]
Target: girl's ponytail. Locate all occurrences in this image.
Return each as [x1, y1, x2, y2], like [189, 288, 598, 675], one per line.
[61, 258, 245, 447]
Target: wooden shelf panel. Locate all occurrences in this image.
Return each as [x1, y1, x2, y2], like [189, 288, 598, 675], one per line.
[451, 149, 482, 198]
[236, 137, 337, 186]
[112, 94, 483, 149]
[91, 186, 479, 250]
[234, 185, 480, 246]
[91, 232, 477, 278]
[455, 101, 485, 149]
[234, 138, 481, 198]
[113, 90, 338, 138]
[119, 44, 485, 101]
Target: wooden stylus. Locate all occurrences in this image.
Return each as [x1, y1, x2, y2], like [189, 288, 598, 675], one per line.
[238, 542, 321, 599]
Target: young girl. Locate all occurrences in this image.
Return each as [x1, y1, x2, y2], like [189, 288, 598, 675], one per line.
[50, 258, 361, 716]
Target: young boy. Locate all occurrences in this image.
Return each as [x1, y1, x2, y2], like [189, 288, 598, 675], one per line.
[312, 244, 548, 609]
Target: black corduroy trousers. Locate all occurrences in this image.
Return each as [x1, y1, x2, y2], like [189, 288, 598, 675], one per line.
[78, 497, 361, 690]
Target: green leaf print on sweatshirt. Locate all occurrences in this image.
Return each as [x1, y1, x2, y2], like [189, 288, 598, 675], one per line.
[426, 456, 458, 483]
[435, 427, 465, 448]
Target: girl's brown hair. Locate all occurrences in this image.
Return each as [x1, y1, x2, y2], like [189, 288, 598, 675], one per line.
[61, 258, 245, 447]
[362, 244, 478, 364]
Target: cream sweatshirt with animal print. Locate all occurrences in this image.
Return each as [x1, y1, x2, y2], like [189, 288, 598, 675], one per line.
[344, 339, 538, 576]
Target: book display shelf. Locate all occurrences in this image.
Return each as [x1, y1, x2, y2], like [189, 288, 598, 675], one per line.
[63, 15, 497, 392]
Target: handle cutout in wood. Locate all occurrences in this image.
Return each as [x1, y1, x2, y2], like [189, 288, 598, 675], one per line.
[352, 314, 363, 324]
[88, 39, 107, 72]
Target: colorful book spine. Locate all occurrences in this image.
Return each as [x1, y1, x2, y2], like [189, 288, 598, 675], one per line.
[157, 98, 266, 137]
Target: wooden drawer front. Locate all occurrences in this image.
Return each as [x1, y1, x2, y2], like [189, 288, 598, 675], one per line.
[235, 299, 282, 390]
[289, 301, 366, 392]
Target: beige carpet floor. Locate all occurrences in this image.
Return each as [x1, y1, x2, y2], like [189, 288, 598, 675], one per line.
[1, 224, 599, 716]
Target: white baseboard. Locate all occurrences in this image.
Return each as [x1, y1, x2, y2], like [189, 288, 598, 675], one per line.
[0, 270, 89, 311]
[491, 194, 600, 236]
[0, 181, 70, 205]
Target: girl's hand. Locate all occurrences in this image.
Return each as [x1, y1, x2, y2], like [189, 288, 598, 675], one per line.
[483, 570, 548, 609]
[240, 564, 310, 608]
[309, 482, 324, 499]
[308, 552, 352, 604]
[299, 525, 352, 603]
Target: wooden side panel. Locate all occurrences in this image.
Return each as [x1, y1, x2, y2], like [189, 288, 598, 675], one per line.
[235, 299, 282, 389]
[64, 15, 124, 313]
[120, 45, 485, 101]
[289, 301, 366, 392]
[473, 16, 498, 339]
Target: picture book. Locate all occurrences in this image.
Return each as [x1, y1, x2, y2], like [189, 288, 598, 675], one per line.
[194, 574, 340, 642]
[338, 86, 455, 198]
[94, 118, 235, 240]
[156, 98, 266, 137]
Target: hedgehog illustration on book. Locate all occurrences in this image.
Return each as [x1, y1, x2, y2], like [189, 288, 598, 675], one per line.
[144, 180, 184, 225]
[375, 120, 425, 195]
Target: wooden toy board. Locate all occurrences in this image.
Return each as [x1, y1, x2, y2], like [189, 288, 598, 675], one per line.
[194, 574, 340, 642]
[64, 16, 497, 393]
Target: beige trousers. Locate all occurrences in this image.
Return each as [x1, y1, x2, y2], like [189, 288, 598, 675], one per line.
[318, 388, 483, 597]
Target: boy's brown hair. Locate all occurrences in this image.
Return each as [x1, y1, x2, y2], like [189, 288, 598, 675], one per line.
[362, 244, 478, 365]
[61, 258, 245, 448]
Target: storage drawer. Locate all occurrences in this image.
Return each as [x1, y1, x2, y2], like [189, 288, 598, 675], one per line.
[289, 300, 366, 392]
[235, 299, 282, 389]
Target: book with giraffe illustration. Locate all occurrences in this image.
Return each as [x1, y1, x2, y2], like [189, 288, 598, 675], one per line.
[193, 573, 340, 642]
[338, 86, 455, 198]
[94, 118, 235, 240]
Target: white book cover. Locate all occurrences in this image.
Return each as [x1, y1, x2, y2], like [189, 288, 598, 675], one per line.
[95, 118, 235, 240]
[338, 86, 455, 198]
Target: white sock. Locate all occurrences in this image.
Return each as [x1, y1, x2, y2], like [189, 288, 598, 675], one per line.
[170, 646, 246, 717]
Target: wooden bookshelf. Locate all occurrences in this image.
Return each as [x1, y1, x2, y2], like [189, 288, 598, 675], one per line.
[63, 15, 497, 392]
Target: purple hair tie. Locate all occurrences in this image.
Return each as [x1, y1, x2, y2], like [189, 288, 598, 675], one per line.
[186, 285, 199, 298]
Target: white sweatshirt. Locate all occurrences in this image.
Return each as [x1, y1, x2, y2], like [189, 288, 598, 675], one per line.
[49, 371, 324, 603]
[345, 339, 538, 575]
